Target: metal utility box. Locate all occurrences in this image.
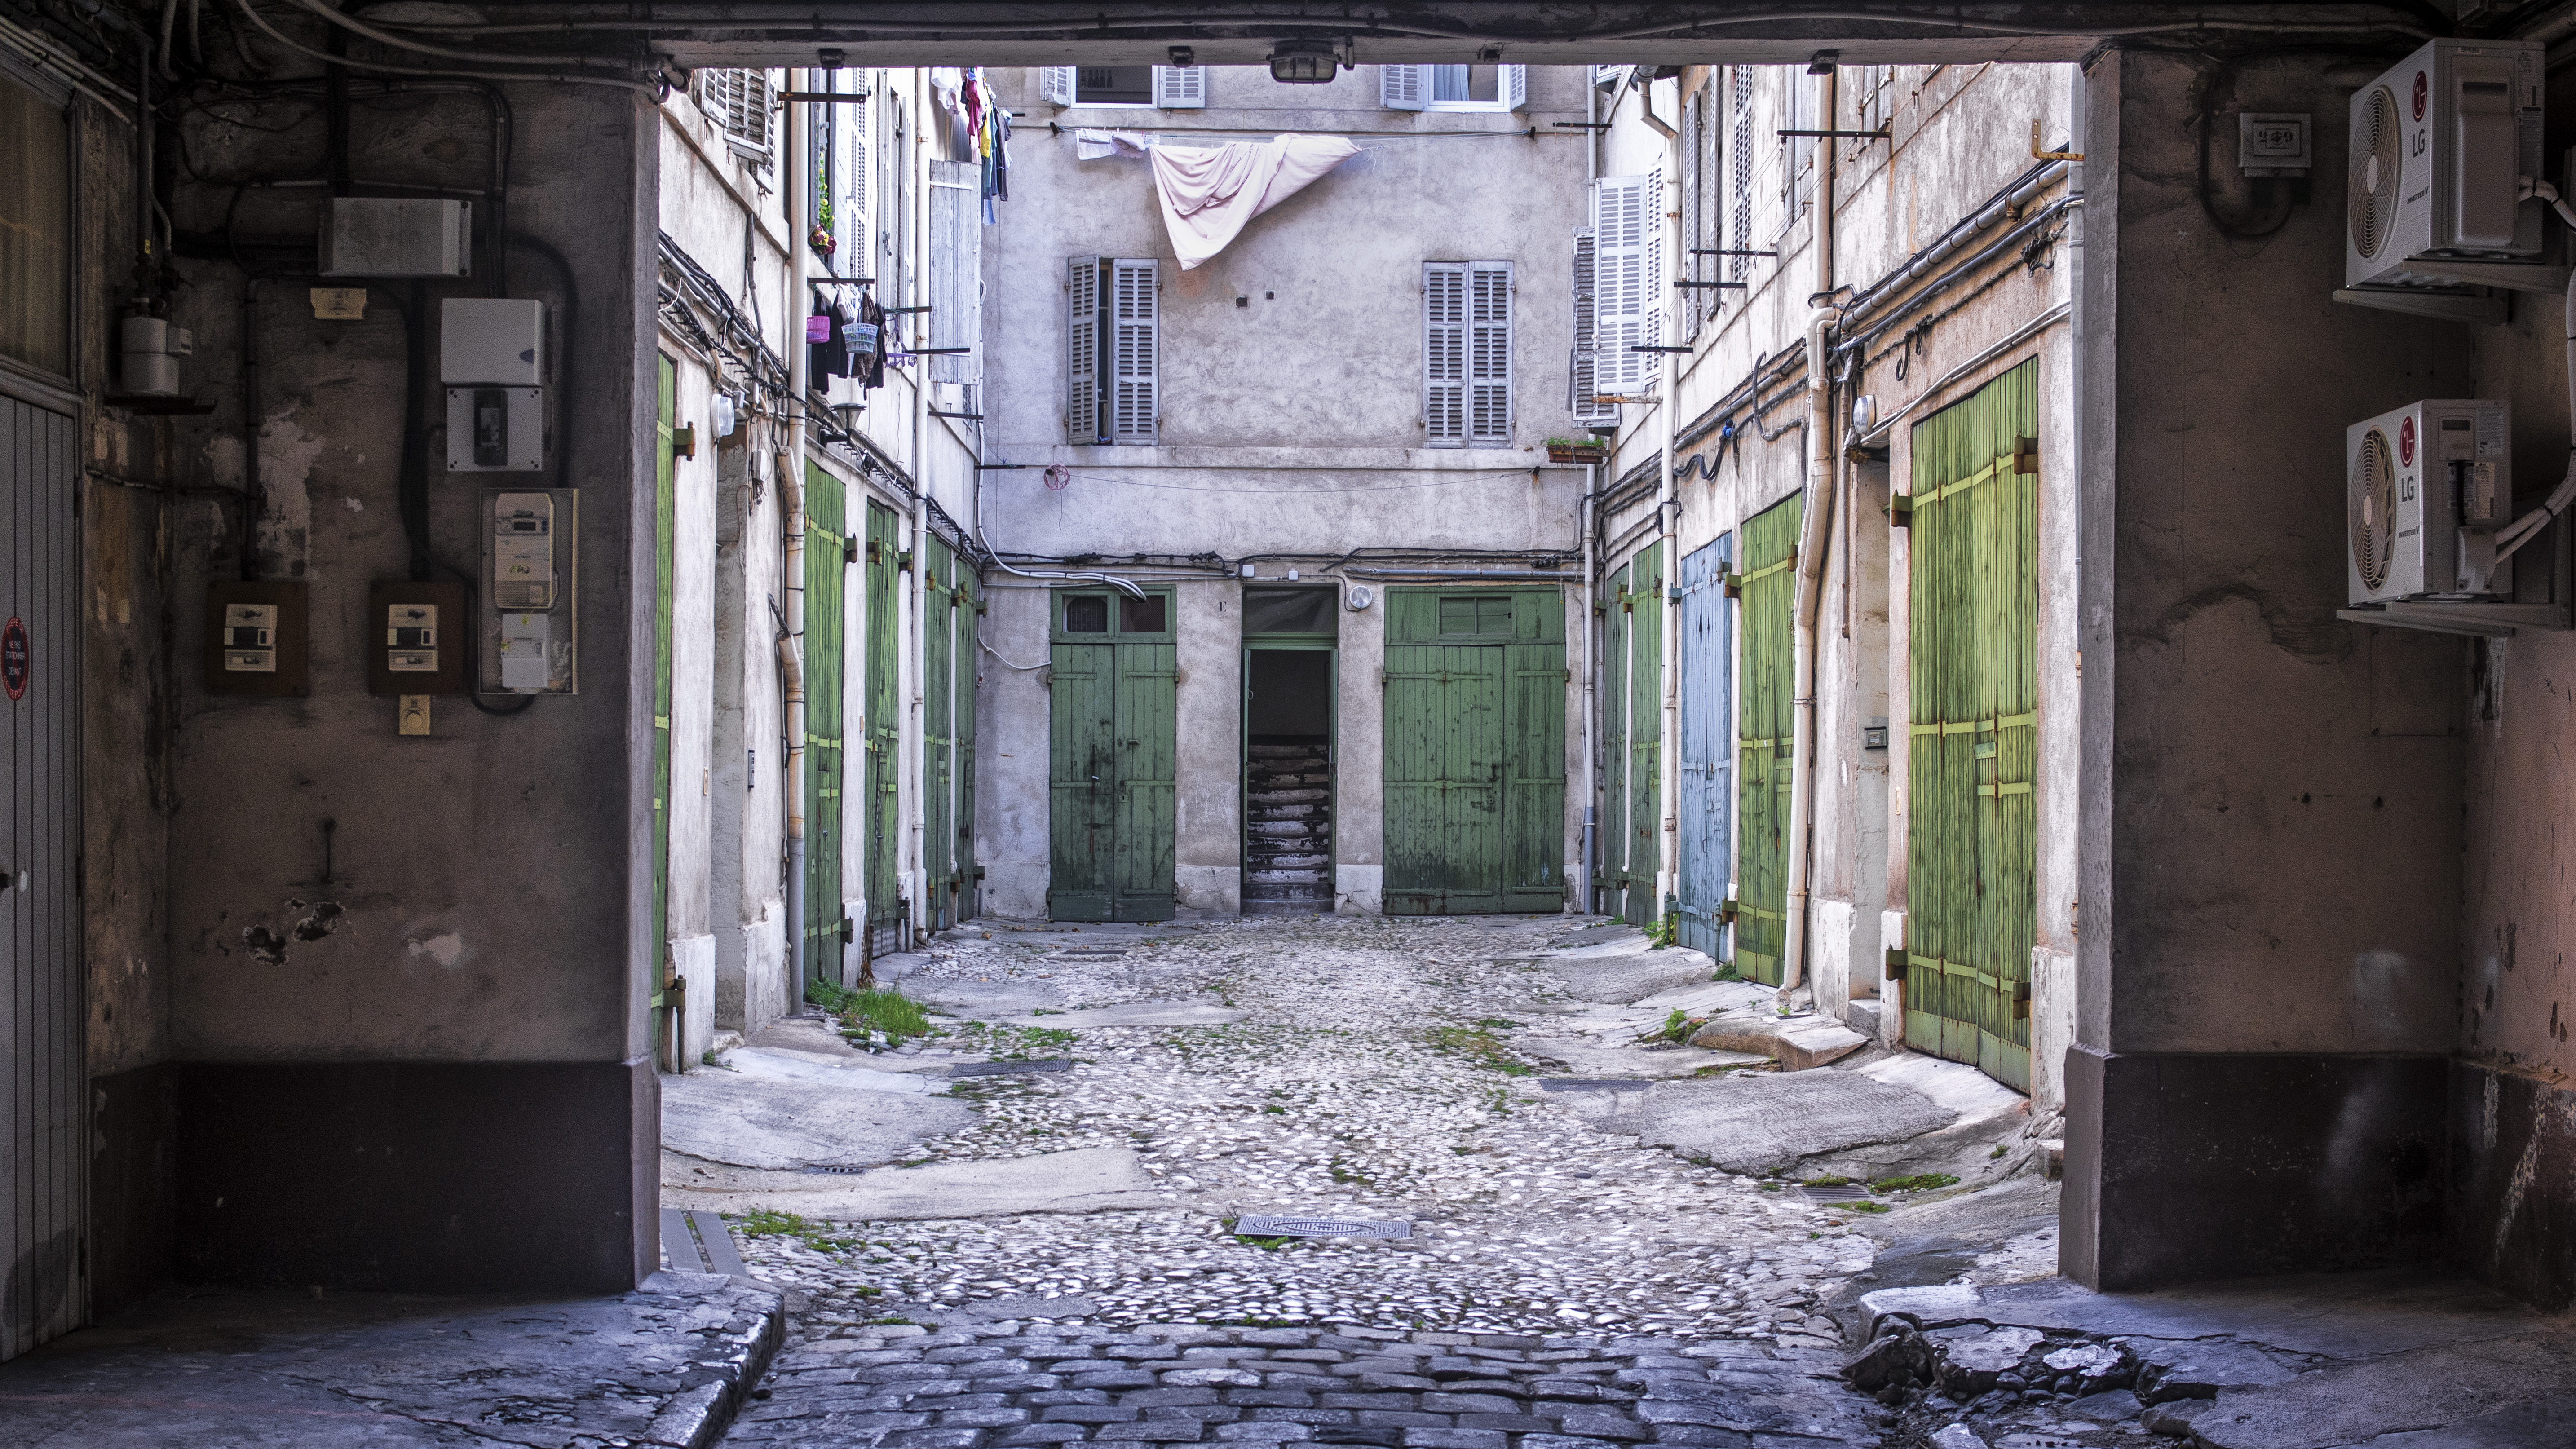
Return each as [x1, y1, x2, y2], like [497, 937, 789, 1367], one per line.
[203, 580, 310, 696]
[2348, 398, 2513, 605]
[440, 298, 546, 384]
[317, 198, 473, 278]
[365, 580, 469, 695]
[446, 386, 544, 472]
[2344, 38, 2544, 292]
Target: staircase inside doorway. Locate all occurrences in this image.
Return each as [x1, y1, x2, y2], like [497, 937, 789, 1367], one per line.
[1245, 737, 1332, 912]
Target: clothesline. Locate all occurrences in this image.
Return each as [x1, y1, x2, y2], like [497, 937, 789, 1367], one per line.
[1048, 120, 1568, 141]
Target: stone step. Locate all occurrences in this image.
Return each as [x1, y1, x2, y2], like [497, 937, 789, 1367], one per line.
[1250, 805, 1323, 822]
[1249, 786, 1331, 803]
[1249, 821, 1329, 839]
[1248, 854, 1331, 871]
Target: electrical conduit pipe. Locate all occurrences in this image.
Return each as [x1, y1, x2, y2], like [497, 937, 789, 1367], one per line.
[783, 69, 811, 992]
[1781, 64, 1839, 999]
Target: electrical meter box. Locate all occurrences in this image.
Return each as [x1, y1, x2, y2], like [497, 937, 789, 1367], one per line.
[203, 580, 309, 696]
[318, 198, 472, 278]
[366, 580, 468, 695]
[441, 298, 546, 385]
[483, 489, 578, 694]
[446, 386, 545, 472]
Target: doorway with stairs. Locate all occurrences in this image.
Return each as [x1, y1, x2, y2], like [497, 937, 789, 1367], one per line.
[1242, 588, 1338, 914]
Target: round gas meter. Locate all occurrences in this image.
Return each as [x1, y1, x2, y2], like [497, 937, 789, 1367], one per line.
[1345, 585, 1374, 611]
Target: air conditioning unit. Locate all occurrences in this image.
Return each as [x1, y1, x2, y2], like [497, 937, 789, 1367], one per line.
[2348, 398, 2512, 606]
[2345, 39, 2543, 293]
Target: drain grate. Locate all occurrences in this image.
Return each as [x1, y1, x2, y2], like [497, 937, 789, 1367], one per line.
[804, 1163, 877, 1175]
[1235, 1214, 1411, 1240]
[950, 1057, 1074, 1077]
[1538, 1078, 1656, 1092]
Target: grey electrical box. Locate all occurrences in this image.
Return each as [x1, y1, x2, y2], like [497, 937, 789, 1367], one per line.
[441, 298, 546, 385]
[2237, 112, 2311, 177]
[446, 387, 545, 472]
[318, 198, 472, 277]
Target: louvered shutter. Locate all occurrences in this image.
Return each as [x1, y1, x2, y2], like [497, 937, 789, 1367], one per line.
[1382, 65, 1426, 110]
[1680, 86, 1703, 337]
[1423, 262, 1466, 445]
[1068, 256, 1100, 442]
[1504, 65, 1528, 111]
[1592, 173, 1657, 394]
[701, 69, 775, 165]
[929, 162, 980, 384]
[1110, 258, 1158, 444]
[1570, 231, 1613, 424]
[1154, 66, 1206, 109]
[1468, 261, 1512, 446]
[1040, 68, 1076, 106]
[840, 90, 869, 264]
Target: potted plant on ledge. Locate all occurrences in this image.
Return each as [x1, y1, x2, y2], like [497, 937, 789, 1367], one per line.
[1546, 436, 1608, 464]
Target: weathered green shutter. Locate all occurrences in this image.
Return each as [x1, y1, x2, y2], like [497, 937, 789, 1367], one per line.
[1384, 588, 1564, 915]
[955, 569, 981, 921]
[1047, 591, 1176, 922]
[864, 502, 901, 932]
[923, 539, 954, 928]
[1047, 630, 1115, 922]
[1111, 638, 1179, 919]
[1600, 564, 1630, 916]
[803, 463, 846, 977]
[1625, 541, 1663, 926]
[651, 356, 677, 1022]
[1736, 495, 1800, 984]
[1905, 360, 2039, 1090]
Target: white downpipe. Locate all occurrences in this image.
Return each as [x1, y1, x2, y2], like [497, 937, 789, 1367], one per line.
[907, 67, 932, 942]
[782, 67, 811, 992]
[1781, 66, 1838, 998]
[1655, 119, 1682, 923]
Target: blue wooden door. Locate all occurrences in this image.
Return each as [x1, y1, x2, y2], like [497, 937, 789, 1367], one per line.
[1676, 536, 1732, 958]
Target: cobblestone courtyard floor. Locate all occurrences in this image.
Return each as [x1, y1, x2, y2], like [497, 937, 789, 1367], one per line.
[714, 915, 1897, 1448]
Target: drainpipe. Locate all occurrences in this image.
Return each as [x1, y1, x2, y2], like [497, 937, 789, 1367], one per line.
[783, 66, 811, 994]
[1580, 68, 1600, 916]
[1780, 64, 1838, 1000]
[1655, 105, 1682, 923]
[907, 67, 930, 943]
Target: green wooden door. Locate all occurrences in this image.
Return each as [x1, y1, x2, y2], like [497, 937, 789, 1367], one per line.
[803, 462, 846, 978]
[923, 539, 955, 928]
[1623, 542, 1663, 927]
[864, 503, 901, 932]
[651, 356, 677, 1037]
[1047, 589, 1177, 921]
[1736, 495, 1800, 985]
[1600, 564, 1630, 916]
[1383, 589, 1565, 915]
[956, 570, 981, 922]
[1906, 360, 2040, 1091]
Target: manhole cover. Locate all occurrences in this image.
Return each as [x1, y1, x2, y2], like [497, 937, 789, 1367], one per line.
[1235, 1215, 1410, 1240]
[950, 1057, 1074, 1077]
[1538, 1078, 1655, 1092]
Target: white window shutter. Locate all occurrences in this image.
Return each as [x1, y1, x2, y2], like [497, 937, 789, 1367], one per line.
[1504, 65, 1528, 111]
[1154, 66, 1206, 109]
[1680, 87, 1702, 337]
[1729, 68, 1756, 280]
[1068, 256, 1100, 443]
[1111, 258, 1158, 444]
[1591, 175, 1653, 394]
[929, 162, 980, 384]
[1468, 261, 1512, 446]
[1571, 231, 1612, 423]
[1642, 166, 1664, 364]
[1382, 65, 1426, 111]
[1423, 262, 1466, 445]
[1040, 67, 1076, 106]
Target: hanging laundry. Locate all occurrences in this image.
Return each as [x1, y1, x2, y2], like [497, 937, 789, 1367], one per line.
[855, 294, 888, 390]
[1145, 134, 1361, 269]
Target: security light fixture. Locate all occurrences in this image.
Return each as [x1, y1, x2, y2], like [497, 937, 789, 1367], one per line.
[1169, 45, 1195, 66]
[1268, 39, 1343, 84]
[1807, 50, 1839, 74]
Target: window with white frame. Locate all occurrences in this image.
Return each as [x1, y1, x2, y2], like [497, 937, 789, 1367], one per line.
[1381, 65, 1527, 112]
[1728, 68, 1756, 281]
[1424, 261, 1512, 447]
[928, 161, 981, 387]
[806, 71, 868, 269]
[1067, 257, 1158, 445]
[696, 68, 775, 168]
[1038, 66, 1206, 108]
[1591, 172, 1661, 397]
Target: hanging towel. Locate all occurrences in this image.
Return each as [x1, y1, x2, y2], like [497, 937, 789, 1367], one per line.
[1144, 134, 1360, 269]
[1073, 128, 1152, 161]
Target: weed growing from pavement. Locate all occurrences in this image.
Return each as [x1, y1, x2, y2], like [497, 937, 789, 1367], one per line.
[1644, 913, 1680, 949]
[1425, 1024, 1534, 1076]
[1868, 1172, 1960, 1193]
[1656, 1009, 1707, 1043]
[806, 978, 934, 1045]
[735, 1208, 870, 1258]
[1846, 1202, 1892, 1214]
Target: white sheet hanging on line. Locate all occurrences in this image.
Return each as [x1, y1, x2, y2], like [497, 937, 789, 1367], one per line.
[1147, 134, 1361, 269]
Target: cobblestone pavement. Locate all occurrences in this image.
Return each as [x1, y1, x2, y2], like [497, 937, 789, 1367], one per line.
[719, 915, 1897, 1449]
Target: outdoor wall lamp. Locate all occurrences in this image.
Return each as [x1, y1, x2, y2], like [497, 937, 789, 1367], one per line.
[1268, 39, 1345, 83]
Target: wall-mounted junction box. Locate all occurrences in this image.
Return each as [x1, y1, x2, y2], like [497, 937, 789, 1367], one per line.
[446, 387, 545, 472]
[440, 298, 546, 385]
[318, 198, 472, 278]
[484, 490, 577, 694]
[204, 580, 309, 696]
[365, 580, 469, 696]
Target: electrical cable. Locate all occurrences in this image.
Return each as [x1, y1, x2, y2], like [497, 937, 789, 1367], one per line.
[274, 0, 645, 74]
[222, 0, 655, 94]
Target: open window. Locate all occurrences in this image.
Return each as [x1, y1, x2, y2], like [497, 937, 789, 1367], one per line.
[1039, 66, 1206, 108]
[1382, 65, 1527, 113]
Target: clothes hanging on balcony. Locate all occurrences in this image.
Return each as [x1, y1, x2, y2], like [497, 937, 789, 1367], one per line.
[1145, 133, 1360, 269]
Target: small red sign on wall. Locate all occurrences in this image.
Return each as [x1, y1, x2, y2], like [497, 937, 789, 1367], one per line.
[2, 618, 25, 701]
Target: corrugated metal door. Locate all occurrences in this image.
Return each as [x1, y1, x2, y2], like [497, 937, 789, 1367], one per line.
[651, 359, 677, 1036]
[1623, 542, 1663, 927]
[955, 570, 979, 922]
[1906, 360, 2039, 1091]
[922, 539, 954, 930]
[1599, 564, 1629, 917]
[1046, 590, 1175, 922]
[1735, 496, 1799, 984]
[1676, 536, 1732, 957]
[2, 395, 81, 1361]
[1383, 589, 1564, 915]
[803, 463, 845, 976]
[863, 503, 900, 938]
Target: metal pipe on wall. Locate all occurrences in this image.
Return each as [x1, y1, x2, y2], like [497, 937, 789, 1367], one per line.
[907, 66, 931, 944]
[783, 66, 812, 992]
[1655, 73, 1682, 922]
[1781, 63, 1838, 998]
[1581, 68, 1600, 917]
